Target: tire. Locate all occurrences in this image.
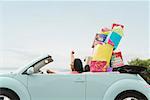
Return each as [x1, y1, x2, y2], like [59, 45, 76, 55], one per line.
[115, 90, 148, 100]
[0, 88, 20, 100]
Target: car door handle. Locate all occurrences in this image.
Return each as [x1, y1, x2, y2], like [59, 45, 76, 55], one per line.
[74, 80, 85, 83]
[74, 79, 85, 83]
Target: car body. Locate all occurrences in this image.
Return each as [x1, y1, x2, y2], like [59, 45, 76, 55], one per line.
[0, 54, 150, 100]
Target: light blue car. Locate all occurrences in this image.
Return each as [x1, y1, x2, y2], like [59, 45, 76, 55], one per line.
[0, 54, 150, 100]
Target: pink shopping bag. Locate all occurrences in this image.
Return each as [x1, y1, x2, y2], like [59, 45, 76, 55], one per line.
[90, 61, 107, 72]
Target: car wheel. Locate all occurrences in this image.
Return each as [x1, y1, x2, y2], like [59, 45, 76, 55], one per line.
[115, 90, 148, 100]
[0, 88, 20, 100]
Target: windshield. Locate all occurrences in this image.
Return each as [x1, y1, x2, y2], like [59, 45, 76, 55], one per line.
[31, 55, 53, 73]
[0, 50, 40, 73]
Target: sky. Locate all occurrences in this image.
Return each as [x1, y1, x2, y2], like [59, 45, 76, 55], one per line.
[0, 1, 149, 71]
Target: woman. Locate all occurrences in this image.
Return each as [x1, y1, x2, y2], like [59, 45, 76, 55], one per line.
[70, 51, 83, 73]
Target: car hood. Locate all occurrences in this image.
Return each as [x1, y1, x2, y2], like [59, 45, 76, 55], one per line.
[0, 72, 16, 78]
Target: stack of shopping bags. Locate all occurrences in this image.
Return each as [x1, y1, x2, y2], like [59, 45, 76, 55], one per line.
[90, 23, 124, 72]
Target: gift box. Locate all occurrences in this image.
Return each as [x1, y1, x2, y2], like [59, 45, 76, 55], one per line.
[98, 34, 107, 42]
[105, 31, 122, 50]
[112, 26, 124, 36]
[92, 33, 107, 48]
[111, 52, 124, 68]
[101, 27, 111, 35]
[90, 61, 107, 72]
[112, 23, 124, 29]
[112, 23, 124, 36]
[92, 43, 113, 67]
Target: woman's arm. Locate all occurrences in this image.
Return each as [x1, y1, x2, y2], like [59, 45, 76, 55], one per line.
[70, 51, 75, 71]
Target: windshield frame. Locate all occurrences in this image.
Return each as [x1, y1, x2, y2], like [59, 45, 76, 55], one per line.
[16, 54, 51, 74]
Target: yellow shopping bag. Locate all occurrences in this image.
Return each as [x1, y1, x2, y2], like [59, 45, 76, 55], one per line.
[92, 43, 113, 66]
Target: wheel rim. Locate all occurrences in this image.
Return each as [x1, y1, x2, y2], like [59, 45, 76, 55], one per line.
[0, 95, 11, 100]
[123, 97, 138, 100]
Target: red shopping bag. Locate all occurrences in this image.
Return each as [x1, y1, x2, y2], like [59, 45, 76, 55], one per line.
[111, 52, 124, 68]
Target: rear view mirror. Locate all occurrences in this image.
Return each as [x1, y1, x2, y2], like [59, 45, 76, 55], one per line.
[27, 67, 34, 75]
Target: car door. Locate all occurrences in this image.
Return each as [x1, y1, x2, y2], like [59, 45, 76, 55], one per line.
[27, 73, 85, 100]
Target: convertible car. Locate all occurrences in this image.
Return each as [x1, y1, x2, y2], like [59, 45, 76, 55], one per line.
[0, 54, 150, 100]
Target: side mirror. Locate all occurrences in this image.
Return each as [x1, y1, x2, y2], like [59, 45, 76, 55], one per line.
[27, 67, 34, 75]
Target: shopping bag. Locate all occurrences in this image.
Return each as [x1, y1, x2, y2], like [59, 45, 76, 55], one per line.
[90, 61, 107, 72]
[105, 31, 122, 50]
[112, 26, 124, 36]
[92, 43, 113, 67]
[92, 33, 107, 48]
[111, 52, 124, 68]
[112, 23, 124, 36]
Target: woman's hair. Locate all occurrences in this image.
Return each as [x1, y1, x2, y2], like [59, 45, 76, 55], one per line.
[74, 58, 83, 73]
